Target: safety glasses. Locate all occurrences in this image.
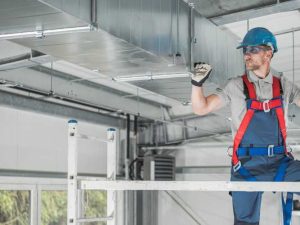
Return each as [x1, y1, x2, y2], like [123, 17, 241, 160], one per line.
[242, 46, 269, 55]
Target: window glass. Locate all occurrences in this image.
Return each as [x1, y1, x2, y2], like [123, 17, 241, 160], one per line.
[83, 190, 107, 225]
[0, 190, 30, 225]
[41, 191, 67, 225]
[41, 190, 107, 225]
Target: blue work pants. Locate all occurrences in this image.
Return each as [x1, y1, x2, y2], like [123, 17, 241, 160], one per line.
[231, 155, 300, 225]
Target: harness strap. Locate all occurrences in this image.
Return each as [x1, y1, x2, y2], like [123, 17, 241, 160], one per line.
[282, 193, 293, 225]
[250, 98, 282, 111]
[242, 75, 256, 99]
[273, 76, 282, 98]
[243, 81, 250, 99]
[237, 145, 285, 157]
[273, 76, 287, 153]
[232, 109, 255, 165]
[276, 107, 288, 154]
[274, 157, 293, 225]
[274, 157, 290, 181]
[238, 166, 257, 181]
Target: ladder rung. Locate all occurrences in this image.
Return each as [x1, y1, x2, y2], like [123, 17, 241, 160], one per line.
[77, 216, 113, 223]
[77, 176, 106, 181]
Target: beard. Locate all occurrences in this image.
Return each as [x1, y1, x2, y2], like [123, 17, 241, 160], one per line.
[245, 60, 261, 71]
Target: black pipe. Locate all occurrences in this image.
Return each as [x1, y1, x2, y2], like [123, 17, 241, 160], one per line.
[134, 115, 138, 135]
[126, 114, 130, 159]
[91, 0, 97, 27]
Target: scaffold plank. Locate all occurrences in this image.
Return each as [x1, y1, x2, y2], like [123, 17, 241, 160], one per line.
[80, 180, 300, 192]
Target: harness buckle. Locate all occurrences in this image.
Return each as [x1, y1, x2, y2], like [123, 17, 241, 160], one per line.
[227, 146, 233, 157]
[263, 100, 270, 112]
[268, 145, 275, 157]
[233, 161, 241, 172]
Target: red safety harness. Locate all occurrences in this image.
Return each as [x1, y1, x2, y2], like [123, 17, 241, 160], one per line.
[230, 74, 294, 225]
[232, 74, 288, 171]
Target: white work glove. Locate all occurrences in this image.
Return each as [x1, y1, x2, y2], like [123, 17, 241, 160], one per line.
[191, 62, 212, 87]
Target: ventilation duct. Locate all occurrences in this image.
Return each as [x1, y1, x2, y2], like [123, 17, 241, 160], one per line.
[143, 155, 176, 181]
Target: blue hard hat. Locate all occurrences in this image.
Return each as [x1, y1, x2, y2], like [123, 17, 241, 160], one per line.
[237, 27, 278, 53]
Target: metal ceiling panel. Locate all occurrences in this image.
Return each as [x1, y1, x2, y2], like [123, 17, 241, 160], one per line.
[39, 0, 91, 23]
[191, 0, 276, 18]
[0, 0, 88, 34]
[211, 0, 300, 25]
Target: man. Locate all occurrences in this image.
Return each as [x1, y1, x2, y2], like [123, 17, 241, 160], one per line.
[191, 27, 300, 225]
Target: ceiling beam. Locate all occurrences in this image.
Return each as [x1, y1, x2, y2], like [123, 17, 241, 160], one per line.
[274, 26, 300, 35]
[211, 0, 300, 26]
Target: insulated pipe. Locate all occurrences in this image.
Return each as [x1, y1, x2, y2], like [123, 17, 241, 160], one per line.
[0, 53, 31, 65]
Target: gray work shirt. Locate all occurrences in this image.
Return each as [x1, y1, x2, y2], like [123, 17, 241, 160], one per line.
[215, 70, 300, 139]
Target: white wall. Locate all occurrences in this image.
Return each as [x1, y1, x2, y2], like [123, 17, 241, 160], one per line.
[0, 105, 124, 175]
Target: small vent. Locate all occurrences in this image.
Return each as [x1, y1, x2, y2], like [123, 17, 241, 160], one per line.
[143, 155, 175, 180]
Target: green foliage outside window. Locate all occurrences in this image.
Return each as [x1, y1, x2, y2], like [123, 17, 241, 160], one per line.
[42, 191, 67, 225]
[42, 190, 107, 225]
[0, 190, 30, 225]
[0, 190, 106, 225]
[82, 190, 107, 225]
